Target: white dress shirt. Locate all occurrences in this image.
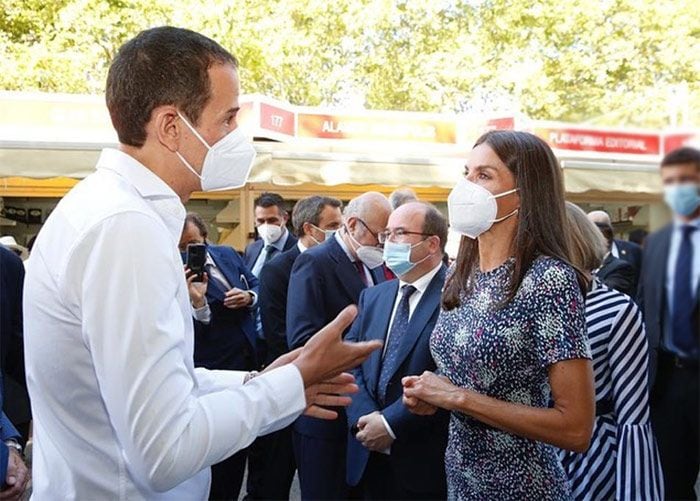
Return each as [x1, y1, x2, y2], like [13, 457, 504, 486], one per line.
[23, 149, 306, 500]
[379, 262, 443, 445]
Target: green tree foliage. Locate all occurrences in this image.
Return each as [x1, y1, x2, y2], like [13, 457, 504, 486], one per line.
[0, 0, 698, 127]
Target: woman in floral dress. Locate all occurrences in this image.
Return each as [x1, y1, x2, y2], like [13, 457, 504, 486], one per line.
[403, 130, 595, 500]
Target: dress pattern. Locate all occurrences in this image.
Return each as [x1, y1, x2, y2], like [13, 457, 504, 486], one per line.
[430, 256, 591, 500]
[558, 280, 664, 500]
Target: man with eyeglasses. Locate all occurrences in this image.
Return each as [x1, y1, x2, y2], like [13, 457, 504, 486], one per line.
[286, 191, 391, 500]
[345, 201, 450, 499]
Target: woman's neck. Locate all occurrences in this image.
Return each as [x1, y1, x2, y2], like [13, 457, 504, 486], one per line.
[477, 217, 518, 272]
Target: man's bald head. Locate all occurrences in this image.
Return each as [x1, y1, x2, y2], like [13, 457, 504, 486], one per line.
[587, 210, 613, 249]
[587, 210, 612, 227]
[344, 192, 392, 222]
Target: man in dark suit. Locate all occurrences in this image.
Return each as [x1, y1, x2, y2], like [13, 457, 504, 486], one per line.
[0, 245, 30, 498]
[588, 211, 638, 297]
[637, 146, 700, 500]
[287, 191, 392, 500]
[245, 195, 342, 500]
[346, 202, 449, 500]
[179, 213, 259, 501]
[244, 192, 297, 277]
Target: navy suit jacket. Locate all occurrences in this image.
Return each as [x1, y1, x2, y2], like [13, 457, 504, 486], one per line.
[243, 232, 297, 271]
[189, 244, 260, 371]
[637, 224, 700, 386]
[345, 266, 449, 491]
[286, 236, 386, 439]
[259, 245, 301, 365]
[615, 239, 643, 270]
[0, 246, 23, 479]
[597, 253, 637, 298]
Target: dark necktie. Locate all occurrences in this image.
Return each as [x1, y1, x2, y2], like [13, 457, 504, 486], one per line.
[377, 285, 417, 404]
[354, 260, 368, 286]
[672, 225, 698, 354]
[263, 244, 275, 263]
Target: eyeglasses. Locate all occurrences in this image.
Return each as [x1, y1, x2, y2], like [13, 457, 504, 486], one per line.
[356, 219, 380, 240]
[378, 229, 434, 244]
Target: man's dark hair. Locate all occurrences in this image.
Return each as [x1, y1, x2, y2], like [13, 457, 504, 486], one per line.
[106, 26, 238, 147]
[292, 196, 343, 237]
[661, 146, 700, 171]
[184, 212, 209, 240]
[421, 203, 448, 253]
[254, 192, 285, 210]
[628, 228, 648, 247]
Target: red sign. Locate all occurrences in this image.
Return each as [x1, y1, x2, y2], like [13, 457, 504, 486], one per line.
[260, 103, 295, 136]
[297, 113, 457, 144]
[486, 117, 515, 131]
[663, 132, 699, 154]
[534, 127, 661, 155]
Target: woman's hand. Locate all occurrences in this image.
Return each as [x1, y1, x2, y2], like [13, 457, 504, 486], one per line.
[402, 372, 462, 412]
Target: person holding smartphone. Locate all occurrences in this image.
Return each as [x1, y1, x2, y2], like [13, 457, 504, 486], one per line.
[179, 211, 259, 501]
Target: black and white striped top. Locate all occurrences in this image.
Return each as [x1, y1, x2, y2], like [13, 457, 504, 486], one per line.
[558, 279, 664, 500]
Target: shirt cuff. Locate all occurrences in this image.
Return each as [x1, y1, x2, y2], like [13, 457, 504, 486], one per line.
[192, 303, 211, 324]
[380, 414, 396, 440]
[248, 291, 258, 308]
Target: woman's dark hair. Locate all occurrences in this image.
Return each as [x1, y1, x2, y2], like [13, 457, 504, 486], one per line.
[106, 26, 238, 147]
[442, 130, 587, 310]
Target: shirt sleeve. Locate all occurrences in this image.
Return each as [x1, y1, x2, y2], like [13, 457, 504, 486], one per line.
[607, 299, 664, 500]
[530, 259, 591, 367]
[71, 212, 306, 493]
[192, 303, 211, 324]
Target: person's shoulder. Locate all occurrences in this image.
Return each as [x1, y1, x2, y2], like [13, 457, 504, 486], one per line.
[0, 245, 22, 269]
[244, 239, 262, 253]
[646, 224, 674, 245]
[529, 255, 577, 280]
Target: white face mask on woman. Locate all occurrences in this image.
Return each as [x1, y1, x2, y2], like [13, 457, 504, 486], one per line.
[448, 177, 519, 239]
[175, 112, 256, 191]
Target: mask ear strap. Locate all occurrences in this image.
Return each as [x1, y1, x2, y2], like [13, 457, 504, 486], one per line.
[177, 111, 211, 151]
[492, 187, 519, 200]
[493, 208, 519, 223]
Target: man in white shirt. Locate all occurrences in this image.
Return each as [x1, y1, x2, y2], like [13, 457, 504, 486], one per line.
[22, 26, 380, 500]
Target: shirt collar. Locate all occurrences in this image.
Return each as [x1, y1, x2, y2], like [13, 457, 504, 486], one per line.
[673, 216, 700, 230]
[335, 229, 355, 262]
[399, 261, 443, 295]
[96, 148, 185, 243]
[297, 241, 308, 253]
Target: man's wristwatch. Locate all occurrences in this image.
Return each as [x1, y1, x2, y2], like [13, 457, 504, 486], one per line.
[4, 439, 22, 454]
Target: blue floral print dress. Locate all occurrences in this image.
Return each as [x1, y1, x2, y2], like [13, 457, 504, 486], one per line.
[430, 256, 591, 500]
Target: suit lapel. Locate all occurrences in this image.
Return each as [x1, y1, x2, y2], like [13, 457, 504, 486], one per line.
[210, 247, 241, 290]
[328, 238, 366, 301]
[653, 226, 673, 314]
[365, 282, 399, 397]
[381, 266, 446, 387]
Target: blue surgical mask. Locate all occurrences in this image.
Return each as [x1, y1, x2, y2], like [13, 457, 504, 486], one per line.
[382, 240, 430, 277]
[664, 183, 700, 217]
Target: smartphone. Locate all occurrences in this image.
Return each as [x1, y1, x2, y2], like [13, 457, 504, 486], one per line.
[186, 243, 207, 282]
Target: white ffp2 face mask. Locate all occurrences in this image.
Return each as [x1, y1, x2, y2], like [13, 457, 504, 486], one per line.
[257, 223, 283, 245]
[448, 177, 519, 239]
[176, 112, 256, 191]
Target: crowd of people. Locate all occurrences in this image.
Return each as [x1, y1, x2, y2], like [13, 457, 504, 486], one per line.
[0, 26, 698, 501]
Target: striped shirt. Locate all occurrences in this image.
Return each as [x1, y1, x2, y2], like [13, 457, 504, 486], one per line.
[558, 280, 664, 500]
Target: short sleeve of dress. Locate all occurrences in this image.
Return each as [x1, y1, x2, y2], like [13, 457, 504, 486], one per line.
[528, 258, 591, 367]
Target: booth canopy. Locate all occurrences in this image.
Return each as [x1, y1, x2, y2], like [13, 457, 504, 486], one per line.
[1, 91, 698, 198]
